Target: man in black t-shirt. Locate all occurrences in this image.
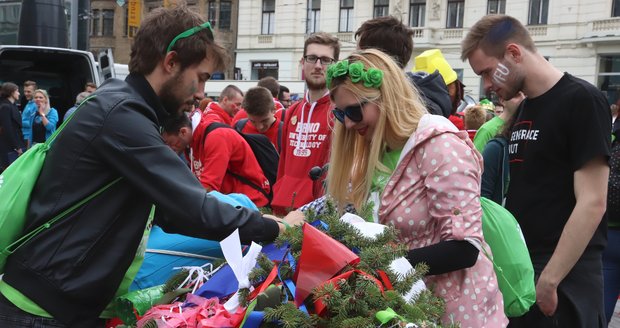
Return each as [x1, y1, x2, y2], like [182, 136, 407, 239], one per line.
[462, 15, 610, 326]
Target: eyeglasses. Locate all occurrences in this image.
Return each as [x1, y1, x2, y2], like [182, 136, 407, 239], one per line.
[166, 22, 214, 53]
[332, 101, 367, 124]
[304, 55, 335, 66]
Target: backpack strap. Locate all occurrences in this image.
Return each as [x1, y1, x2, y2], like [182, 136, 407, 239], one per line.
[234, 119, 248, 133]
[226, 170, 272, 203]
[4, 177, 122, 255]
[277, 121, 283, 152]
[280, 108, 286, 125]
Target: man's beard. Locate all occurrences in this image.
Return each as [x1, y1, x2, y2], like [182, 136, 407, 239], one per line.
[306, 74, 326, 91]
[159, 72, 191, 116]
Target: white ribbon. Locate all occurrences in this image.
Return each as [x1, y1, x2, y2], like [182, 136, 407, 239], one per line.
[220, 229, 263, 312]
[171, 263, 215, 294]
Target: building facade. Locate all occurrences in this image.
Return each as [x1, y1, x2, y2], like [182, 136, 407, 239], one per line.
[89, 0, 239, 79]
[237, 0, 620, 103]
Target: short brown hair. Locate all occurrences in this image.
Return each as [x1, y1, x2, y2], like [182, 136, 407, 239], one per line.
[461, 15, 536, 61]
[257, 77, 279, 98]
[243, 87, 274, 116]
[23, 80, 37, 89]
[84, 82, 96, 90]
[355, 16, 414, 68]
[0, 82, 18, 98]
[129, 5, 228, 75]
[303, 32, 340, 61]
[220, 85, 243, 100]
[464, 105, 487, 130]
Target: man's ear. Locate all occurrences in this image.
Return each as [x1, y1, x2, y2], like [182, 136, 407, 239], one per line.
[179, 126, 192, 137]
[505, 43, 522, 63]
[163, 51, 178, 74]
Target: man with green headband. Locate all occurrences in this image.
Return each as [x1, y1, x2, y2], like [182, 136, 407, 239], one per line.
[0, 5, 303, 327]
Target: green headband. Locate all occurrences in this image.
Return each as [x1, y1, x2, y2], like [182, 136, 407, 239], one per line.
[166, 22, 214, 53]
[326, 59, 384, 89]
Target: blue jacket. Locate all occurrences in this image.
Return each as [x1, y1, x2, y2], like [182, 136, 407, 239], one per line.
[21, 102, 58, 144]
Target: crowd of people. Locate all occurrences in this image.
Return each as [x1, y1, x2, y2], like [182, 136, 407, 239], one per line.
[0, 5, 616, 328]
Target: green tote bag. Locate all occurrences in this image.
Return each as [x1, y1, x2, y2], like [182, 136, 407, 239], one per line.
[480, 196, 536, 317]
[0, 95, 118, 273]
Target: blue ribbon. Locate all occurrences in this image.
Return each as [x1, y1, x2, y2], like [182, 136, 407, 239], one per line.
[310, 220, 329, 230]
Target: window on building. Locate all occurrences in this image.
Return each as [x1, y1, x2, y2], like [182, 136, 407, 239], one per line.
[613, 0, 620, 17]
[219, 1, 231, 30]
[409, 0, 425, 27]
[91, 9, 100, 36]
[262, 0, 275, 35]
[0, 2, 21, 45]
[123, 6, 128, 37]
[487, 0, 505, 14]
[339, 0, 354, 32]
[598, 56, 620, 106]
[208, 1, 217, 26]
[374, 0, 389, 18]
[251, 61, 279, 80]
[102, 9, 114, 37]
[307, 0, 320, 34]
[528, 0, 548, 25]
[446, 0, 464, 28]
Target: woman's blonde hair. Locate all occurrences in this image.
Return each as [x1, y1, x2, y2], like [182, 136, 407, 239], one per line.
[326, 49, 427, 210]
[34, 89, 51, 115]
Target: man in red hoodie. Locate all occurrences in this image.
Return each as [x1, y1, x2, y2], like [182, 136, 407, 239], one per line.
[204, 85, 243, 125]
[237, 86, 282, 152]
[271, 32, 340, 215]
[162, 85, 271, 207]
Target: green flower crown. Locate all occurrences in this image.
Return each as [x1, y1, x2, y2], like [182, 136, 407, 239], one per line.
[326, 60, 384, 89]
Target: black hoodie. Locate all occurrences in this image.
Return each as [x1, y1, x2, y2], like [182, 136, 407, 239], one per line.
[406, 70, 452, 118]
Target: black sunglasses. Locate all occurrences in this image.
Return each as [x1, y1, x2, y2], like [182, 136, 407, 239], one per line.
[332, 101, 367, 124]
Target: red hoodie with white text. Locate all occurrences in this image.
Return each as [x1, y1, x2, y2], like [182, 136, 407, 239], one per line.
[271, 92, 333, 214]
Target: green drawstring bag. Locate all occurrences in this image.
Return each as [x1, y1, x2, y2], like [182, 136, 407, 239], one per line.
[480, 197, 536, 317]
[0, 95, 117, 274]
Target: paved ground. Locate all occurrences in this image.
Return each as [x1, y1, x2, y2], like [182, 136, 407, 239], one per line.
[611, 300, 620, 327]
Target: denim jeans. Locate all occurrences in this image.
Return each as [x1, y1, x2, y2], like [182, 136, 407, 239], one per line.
[603, 229, 620, 324]
[0, 293, 72, 328]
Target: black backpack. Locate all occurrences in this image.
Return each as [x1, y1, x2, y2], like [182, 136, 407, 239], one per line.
[203, 122, 279, 202]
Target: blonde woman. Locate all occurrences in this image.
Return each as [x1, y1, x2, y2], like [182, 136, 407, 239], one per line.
[325, 49, 507, 326]
[26, 89, 58, 145]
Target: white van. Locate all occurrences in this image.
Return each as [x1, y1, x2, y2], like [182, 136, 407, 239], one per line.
[0, 45, 102, 120]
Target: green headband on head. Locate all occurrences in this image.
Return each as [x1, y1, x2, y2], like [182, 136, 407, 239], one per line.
[326, 60, 384, 89]
[166, 21, 214, 53]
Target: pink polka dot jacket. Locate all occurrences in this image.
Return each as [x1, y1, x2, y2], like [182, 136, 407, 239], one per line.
[378, 114, 508, 327]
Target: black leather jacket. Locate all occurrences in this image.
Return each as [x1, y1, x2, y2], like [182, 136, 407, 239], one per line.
[3, 74, 279, 327]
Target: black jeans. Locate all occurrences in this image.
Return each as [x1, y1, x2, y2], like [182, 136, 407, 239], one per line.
[0, 293, 104, 328]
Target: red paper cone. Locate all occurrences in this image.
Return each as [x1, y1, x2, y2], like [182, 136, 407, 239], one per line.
[294, 223, 360, 306]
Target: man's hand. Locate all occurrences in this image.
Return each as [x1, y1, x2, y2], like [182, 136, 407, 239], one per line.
[536, 273, 558, 316]
[282, 210, 305, 227]
[265, 210, 305, 233]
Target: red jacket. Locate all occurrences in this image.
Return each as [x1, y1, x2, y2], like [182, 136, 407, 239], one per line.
[189, 106, 271, 207]
[205, 102, 233, 125]
[271, 92, 333, 214]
